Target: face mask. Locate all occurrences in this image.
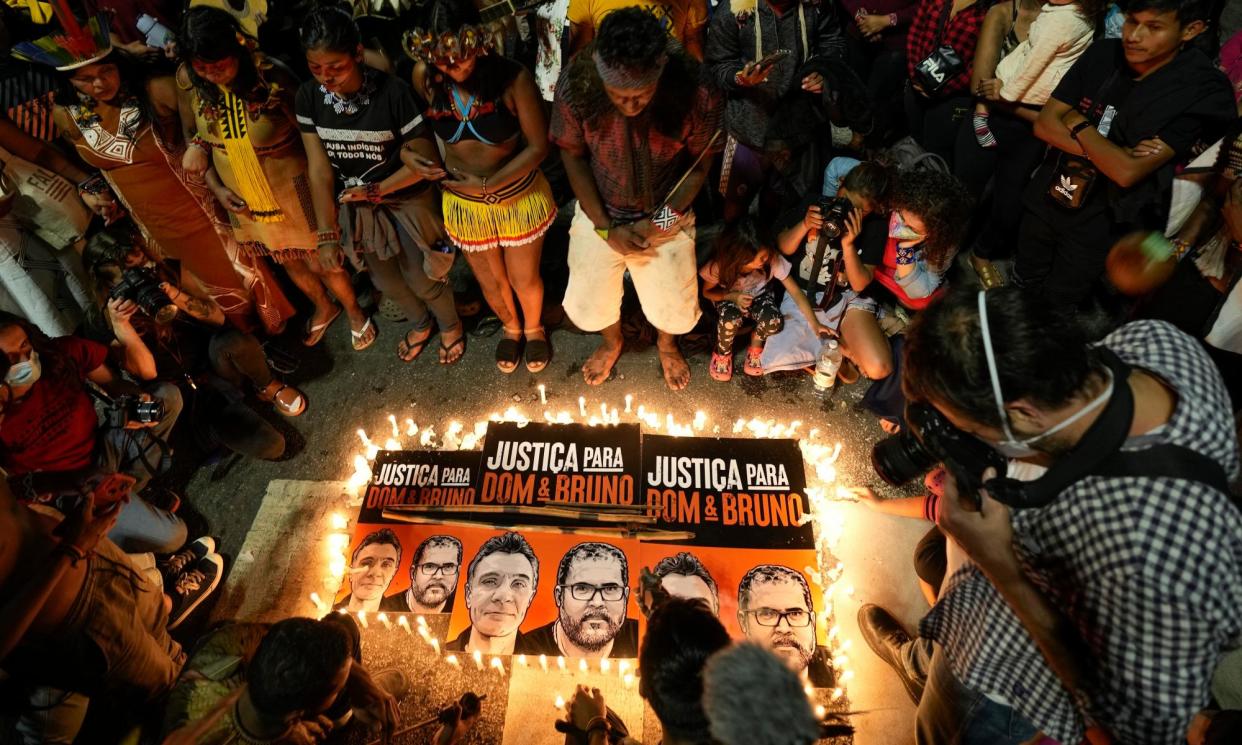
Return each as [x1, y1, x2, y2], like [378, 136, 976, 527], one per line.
[888, 212, 923, 242]
[5, 351, 40, 387]
[977, 291, 1113, 458]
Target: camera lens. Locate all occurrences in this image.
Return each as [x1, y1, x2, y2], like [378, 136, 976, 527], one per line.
[870, 431, 937, 487]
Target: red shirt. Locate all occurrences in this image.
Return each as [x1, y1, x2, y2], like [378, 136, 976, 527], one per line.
[906, 0, 986, 97]
[0, 337, 108, 475]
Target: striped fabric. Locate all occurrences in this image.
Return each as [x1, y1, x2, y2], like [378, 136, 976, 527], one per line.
[1, 63, 58, 141]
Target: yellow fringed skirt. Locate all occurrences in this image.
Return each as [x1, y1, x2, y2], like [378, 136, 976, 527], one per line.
[441, 170, 556, 252]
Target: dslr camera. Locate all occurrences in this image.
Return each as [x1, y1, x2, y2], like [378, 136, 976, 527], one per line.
[110, 267, 177, 324]
[105, 394, 166, 429]
[818, 196, 853, 240]
[871, 403, 1008, 507]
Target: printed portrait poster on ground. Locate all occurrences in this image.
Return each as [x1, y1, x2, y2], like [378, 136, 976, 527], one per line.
[337, 426, 836, 744]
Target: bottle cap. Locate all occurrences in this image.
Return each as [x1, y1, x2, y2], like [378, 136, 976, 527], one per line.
[825, 339, 838, 349]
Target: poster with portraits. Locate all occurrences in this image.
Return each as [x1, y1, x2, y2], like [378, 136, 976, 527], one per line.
[337, 424, 834, 744]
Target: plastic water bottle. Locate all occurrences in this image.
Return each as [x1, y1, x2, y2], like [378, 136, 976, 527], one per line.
[813, 339, 842, 397]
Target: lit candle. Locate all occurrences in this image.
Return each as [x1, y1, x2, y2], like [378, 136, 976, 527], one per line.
[384, 437, 400, 451]
[600, 402, 609, 419]
[693, 410, 706, 431]
[637, 404, 646, 419]
[624, 394, 633, 413]
[831, 687, 844, 701]
[377, 612, 392, 629]
[329, 512, 348, 531]
[539, 384, 547, 404]
[832, 655, 849, 668]
[309, 592, 324, 611]
[557, 656, 567, 673]
[803, 683, 814, 698]
[416, 615, 428, 628]
[840, 670, 855, 683]
[446, 654, 461, 669]
[618, 661, 630, 677]
[405, 418, 417, 436]
[815, 705, 827, 719]
[491, 657, 505, 676]
[397, 616, 411, 634]
[430, 637, 440, 656]
[357, 610, 368, 628]
[578, 397, 586, 417]
[666, 413, 674, 431]
[555, 694, 565, 709]
[623, 673, 634, 689]
[472, 650, 484, 671]
[539, 654, 549, 673]
[578, 658, 588, 674]
[600, 658, 611, 674]
[388, 414, 399, 438]
[517, 654, 529, 668]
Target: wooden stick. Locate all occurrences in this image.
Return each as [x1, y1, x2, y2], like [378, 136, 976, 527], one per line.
[380, 511, 694, 541]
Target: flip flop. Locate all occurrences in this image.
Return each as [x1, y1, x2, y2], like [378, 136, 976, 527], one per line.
[351, 317, 377, 351]
[259, 381, 307, 417]
[399, 327, 432, 362]
[302, 305, 342, 347]
[439, 334, 466, 365]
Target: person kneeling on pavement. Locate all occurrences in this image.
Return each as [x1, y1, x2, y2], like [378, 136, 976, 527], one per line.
[83, 222, 305, 462]
[0, 310, 186, 554]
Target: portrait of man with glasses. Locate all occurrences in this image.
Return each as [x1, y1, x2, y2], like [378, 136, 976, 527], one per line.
[517, 541, 639, 659]
[737, 564, 833, 686]
[384, 534, 463, 614]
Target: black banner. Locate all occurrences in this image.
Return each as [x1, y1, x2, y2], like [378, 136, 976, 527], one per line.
[359, 450, 483, 523]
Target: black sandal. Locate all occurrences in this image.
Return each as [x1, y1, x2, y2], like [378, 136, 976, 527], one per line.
[439, 335, 466, 365]
[495, 335, 522, 373]
[525, 336, 551, 373]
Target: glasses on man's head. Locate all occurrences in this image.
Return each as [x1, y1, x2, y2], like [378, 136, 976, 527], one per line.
[744, 608, 812, 627]
[559, 582, 626, 602]
[417, 562, 459, 577]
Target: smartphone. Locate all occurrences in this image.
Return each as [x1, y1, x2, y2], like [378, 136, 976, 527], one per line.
[753, 48, 791, 74]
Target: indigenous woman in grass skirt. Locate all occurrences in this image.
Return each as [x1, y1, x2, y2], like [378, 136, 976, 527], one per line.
[406, 0, 556, 373]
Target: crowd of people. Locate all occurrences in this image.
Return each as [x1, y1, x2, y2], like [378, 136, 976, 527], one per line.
[0, 0, 1240, 742]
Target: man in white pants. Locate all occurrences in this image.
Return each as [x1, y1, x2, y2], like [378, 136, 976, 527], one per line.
[550, 7, 721, 389]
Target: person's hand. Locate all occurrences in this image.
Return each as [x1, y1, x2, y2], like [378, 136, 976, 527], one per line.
[284, 715, 334, 745]
[1130, 137, 1168, 158]
[346, 665, 401, 742]
[630, 217, 678, 248]
[338, 185, 372, 204]
[935, 469, 1020, 579]
[605, 224, 649, 255]
[975, 78, 1002, 101]
[182, 144, 209, 177]
[317, 242, 345, 272]
[811, 321, 834, 339]
[55, 491, 124, 558]
[857, 13, 890, 39]
[801, 72, 825, 94]
[401, 147, 448, 181]
[838, 485, 883, 508]
[213, 186, 247, 213]
[564, 685, 606, 731]
[79, 189, 125, 224]
[735, 60, 775, 87]
[106, 296, 139, 326]
[731, 291, 755, 310]
[1223, 179, 1242, 244]
[120, 39, 162, 61]
[442, 169, 485, 195]
[158, 282, 182, 303]
[803, 203, 824, 233]
[841, 208, 863, 252]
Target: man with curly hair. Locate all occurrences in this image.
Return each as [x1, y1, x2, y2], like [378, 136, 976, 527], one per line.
[552, 7, 722, 391]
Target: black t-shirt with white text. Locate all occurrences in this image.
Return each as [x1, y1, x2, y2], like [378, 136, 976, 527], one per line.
[295, 68, 428, 191]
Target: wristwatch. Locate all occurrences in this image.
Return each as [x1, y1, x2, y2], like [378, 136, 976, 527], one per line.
[1069, 119, 1092, 142]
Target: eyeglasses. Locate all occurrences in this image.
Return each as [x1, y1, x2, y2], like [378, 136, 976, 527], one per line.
[417, 562, 459, 577]
[559, 583, 626, 602]
[744, 608, 812, 627]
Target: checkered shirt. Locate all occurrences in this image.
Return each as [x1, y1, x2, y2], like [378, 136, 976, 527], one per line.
[921, 320, 1242, 745]
[905, 0, 986, 97]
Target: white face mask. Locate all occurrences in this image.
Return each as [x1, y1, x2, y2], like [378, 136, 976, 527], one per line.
[977, 291, 1113, 459]
[5, 350, 41, 387]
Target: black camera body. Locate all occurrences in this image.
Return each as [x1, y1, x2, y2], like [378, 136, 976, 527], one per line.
[110, 266, 177, 323]
[871, 403, 1009, 507]
[106, 394, 165, 429]
[818, 196, 853, 240]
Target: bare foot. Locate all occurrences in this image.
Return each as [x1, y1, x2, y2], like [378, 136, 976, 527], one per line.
[583, 340, 622, 385]
[657, 342, 690, 391]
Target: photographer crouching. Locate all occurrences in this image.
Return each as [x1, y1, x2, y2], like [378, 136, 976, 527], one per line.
[0, 310, 185, 555]
[83, 223, 304, 463]
[857, 286, 1241, 744]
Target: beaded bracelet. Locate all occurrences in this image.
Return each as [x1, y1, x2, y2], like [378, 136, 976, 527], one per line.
[188, 134, 210, 152]
[317, 228, 340, 243]
[56, 542, 89, 565]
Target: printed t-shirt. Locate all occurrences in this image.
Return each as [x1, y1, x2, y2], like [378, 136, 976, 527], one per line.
[0, 336, 107, 475]
[700, 251, 792, 295]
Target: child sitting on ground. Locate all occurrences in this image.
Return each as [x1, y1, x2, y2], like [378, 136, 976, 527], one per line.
[701, 220, 831, 381]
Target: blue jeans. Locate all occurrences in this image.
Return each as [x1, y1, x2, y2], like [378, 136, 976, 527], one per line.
[915, 644, 1039, 745]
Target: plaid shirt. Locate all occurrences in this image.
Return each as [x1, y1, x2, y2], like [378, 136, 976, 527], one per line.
[905, 0, 986, 97]
[550, 74, 722, 221]
[921, 320, 1242, 745]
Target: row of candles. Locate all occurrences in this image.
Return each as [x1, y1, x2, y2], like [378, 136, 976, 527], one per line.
[328, 388, 859, 712]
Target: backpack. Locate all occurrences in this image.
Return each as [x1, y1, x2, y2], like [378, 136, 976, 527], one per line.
[879, 136, 950, 175]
